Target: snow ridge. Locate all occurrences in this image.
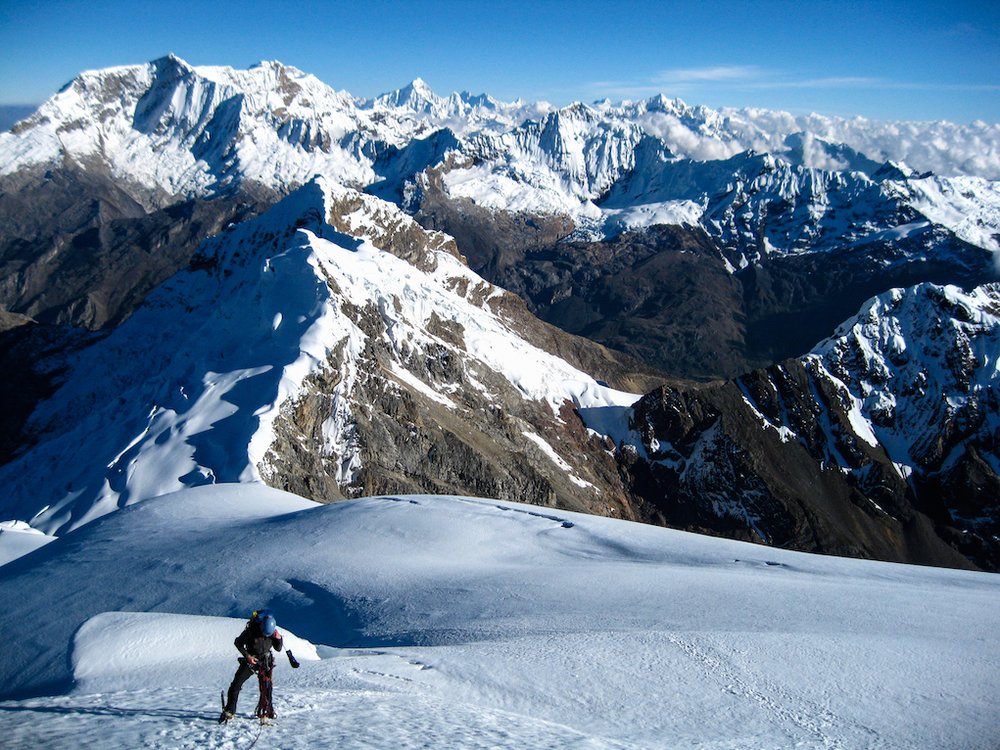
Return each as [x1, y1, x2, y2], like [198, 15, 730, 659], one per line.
[0, 176, 636, 535]
[1, 486, 998, 749]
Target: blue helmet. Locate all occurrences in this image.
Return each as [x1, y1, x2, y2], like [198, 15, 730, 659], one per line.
[254, 609, 277, 637]
[261, 615, 277, 637]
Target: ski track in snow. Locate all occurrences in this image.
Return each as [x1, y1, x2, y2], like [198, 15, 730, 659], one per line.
[2, 688, 629, 750]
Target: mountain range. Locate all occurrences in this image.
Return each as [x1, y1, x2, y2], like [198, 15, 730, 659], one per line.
[1, 54, 998, 571]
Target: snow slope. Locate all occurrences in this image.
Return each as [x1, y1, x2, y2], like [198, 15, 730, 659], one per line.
[0, 521, 54, 566]
[0, 484, 997, 749]
[0, 55, 542, 201]
[433, 107, 1000, 261]
[0, 176, 636, 536]
[0, 56, 370, 199]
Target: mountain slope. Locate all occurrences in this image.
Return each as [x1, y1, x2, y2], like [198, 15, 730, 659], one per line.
[0, 177, 657, 535]
[3, 56, 998, 376]
[418, 115, 997, 377]
[605, 282, 1000, 570]
[1, 485, 997, 749]
[1, 57, 999, 571]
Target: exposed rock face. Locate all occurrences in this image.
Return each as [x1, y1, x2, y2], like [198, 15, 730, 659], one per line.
[4, 54, 998, 377]
[737, 235, 994, 369]
[459, 222, 749, 380]
[325, 187, 463, 272]
[611, 283, 1000, 571]
[414, 164, 576, 278]
[0, 165, 271, 329]
[618, 368, 962, 568]
[416, 181, 996, 381]
[264, 318, 643, 522]
[0, 319, 99, 465]
[410, 120, 999, 382]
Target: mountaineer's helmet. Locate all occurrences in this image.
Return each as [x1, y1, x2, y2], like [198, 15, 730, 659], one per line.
[261, 614, 277, 637]
[253, 609, 277, 637]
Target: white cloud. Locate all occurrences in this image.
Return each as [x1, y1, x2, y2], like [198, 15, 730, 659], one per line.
[751, 76, 885, 90]
[654, 65, 763, 83]
[798, 132, 849, 171]
[587, 66, 1000, 111]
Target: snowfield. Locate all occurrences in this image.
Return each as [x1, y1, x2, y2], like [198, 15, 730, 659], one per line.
[0, 484, 997, 749]
[0, 521, 54, 566]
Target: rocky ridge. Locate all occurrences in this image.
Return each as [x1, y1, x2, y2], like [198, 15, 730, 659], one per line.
[0, 178, 657, 536]
[609, 283, 1000, 569]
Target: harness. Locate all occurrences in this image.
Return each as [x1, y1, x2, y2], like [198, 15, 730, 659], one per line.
[252, 652, 276, 720]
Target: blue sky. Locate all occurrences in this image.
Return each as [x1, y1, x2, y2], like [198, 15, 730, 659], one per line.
[1, 0, 998, 123]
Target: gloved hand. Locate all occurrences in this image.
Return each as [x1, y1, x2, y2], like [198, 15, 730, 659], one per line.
[287, 650, 300, 669]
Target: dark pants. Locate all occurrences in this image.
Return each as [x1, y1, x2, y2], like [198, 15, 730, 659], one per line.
[225, 658, 256, 713]
[226, 654, 274, 714]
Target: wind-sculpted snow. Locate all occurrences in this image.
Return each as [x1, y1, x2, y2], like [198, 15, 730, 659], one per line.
[0, 486, 997, 748]
[0, 176, 636, 535]
[0, 521, 54, 566]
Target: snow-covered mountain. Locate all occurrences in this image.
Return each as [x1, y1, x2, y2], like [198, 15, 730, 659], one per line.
[366, 76, 542, 129]
[810, 284, 1000, 555]
[2, 56, 998, 354]
[0, 176, 650, 536]
[0, 55, 546, 204]
[1, 485, 997, 748]
[3, 54, 1000, 252]
[428, 100, 1000, 261]
[812, 283, 1000, 479]
[2, 174, 995, 570]
[609, 281, 1000, 569]
[2, 57, 999, 750]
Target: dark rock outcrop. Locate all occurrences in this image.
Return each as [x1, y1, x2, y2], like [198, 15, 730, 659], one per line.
[417, 189, 997, 381]
[618, 365, 979, 569]
[0, 165, 271, 329]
